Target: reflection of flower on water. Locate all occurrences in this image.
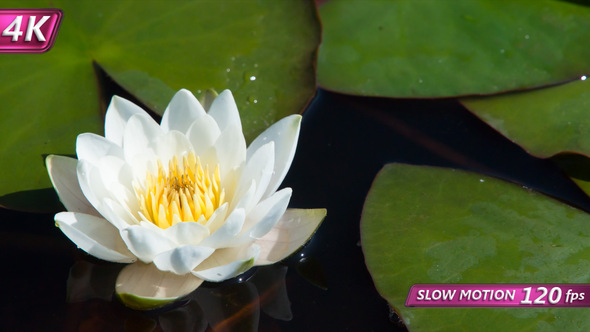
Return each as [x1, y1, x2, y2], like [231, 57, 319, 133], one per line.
[47, 89, 326, 307]
[66, 259, 293, 332]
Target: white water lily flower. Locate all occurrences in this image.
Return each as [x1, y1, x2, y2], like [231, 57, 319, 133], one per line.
[47, 89, 326, 309]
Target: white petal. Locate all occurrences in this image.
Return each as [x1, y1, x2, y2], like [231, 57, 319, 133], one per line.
[254, 208, 326, 265]
[240, 188, 292, 241]
[125, 130, 194, 184]
[77, 159, 139, 229]
[76, 160, 110, 217]
[207, 89, 242, 132]
[186, 114, 220, 166]
[153, 245, 215, 275]
[122, 113, 163, 163]
[203, 203, 229, 234]
[214, 124, 246, 179]
[97, 155, 134, 194]
[234, 141, 274, 213]
[116, 262, 204, 310]
[151, 130, 195, 166]
[162, 221, 210, 246]
[55, 212, 136, 263]
[230, 179, 256, 213]
[107, 182, 140, 221]
[161, 89, 206, 134]
[220, 166, 241, 205]
[199, 208, 245, 248]
[247, 115, 301, 199]
[126, 153, 157, 187]
[121, 225, 178, 262]
[139, 219, 165, 232]
[46, 155, 99, 216]
[104, 96, 146, 146]
[102, 197, 140, 229]
[192, 244, 260, 282]
[76, 133, 123, 164]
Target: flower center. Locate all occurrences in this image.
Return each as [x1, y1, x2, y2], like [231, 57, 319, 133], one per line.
[135, 151, 225, 229]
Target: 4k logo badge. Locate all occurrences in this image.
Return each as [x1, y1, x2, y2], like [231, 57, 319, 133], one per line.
[0, 9, 63, 53]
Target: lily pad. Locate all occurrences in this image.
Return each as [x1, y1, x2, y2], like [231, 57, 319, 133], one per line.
[0, 0, 320, 212]
[361, 164, 590, 331]
[318, 0, 590, 97]
[461, 78, 590, 158]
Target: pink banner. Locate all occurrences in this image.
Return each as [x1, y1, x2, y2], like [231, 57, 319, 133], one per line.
[0, 9, 63, 53]
[405, 284, 590, 307]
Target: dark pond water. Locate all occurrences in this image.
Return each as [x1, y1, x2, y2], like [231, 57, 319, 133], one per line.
[2, 88, 590, 331]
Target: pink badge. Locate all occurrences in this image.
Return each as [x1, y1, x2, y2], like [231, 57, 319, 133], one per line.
[406, 284, 590, 307]
[0, 9, 63, 53]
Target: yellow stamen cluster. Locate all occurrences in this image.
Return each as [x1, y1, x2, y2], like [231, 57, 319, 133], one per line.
[135, 152, 225, 229]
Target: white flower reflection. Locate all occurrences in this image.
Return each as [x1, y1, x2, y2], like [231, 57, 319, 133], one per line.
[67, 260, 293, 332]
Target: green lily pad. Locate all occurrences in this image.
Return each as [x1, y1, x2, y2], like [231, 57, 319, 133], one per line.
[361, 164, 590, 331]
[0, 0, 320, 212]
[461, 79, 590, 158]
[318, 0, 590, 97]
